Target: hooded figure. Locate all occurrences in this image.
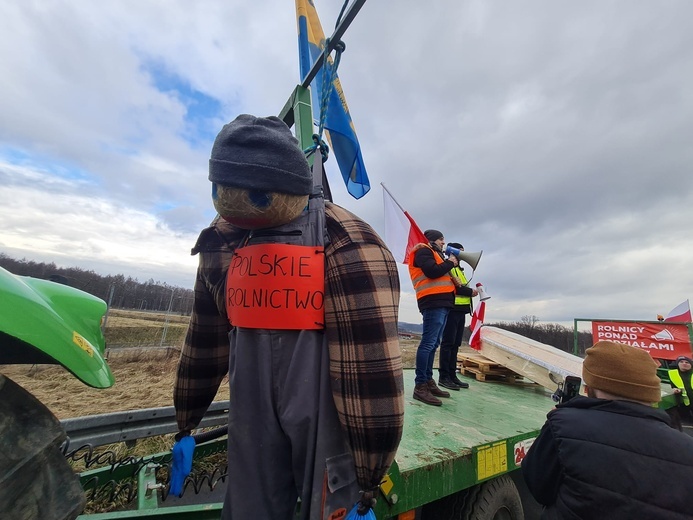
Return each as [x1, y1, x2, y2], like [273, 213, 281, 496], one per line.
[172, 115, 404, 519]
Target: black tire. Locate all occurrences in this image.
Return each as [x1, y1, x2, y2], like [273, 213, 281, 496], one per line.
[422, 474, 523, 520]
[462, 475, 523, 520]
[0, 374, 85, 520]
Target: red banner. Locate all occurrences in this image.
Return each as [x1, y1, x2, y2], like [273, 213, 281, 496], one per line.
[591, 321, 693, 360]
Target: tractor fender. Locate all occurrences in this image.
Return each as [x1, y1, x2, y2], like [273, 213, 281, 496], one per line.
[0, 266, 114, 388]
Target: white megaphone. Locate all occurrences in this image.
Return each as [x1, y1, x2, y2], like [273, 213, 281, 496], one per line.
[475, 282, 491, 301]
[445, 245, 483, 271]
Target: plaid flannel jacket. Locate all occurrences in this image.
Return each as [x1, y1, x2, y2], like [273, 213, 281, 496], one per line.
[174, 202, 404, 490]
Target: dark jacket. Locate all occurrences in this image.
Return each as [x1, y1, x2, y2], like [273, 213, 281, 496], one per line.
[522, 396, 693, 520]
[412, 245, 455, 312]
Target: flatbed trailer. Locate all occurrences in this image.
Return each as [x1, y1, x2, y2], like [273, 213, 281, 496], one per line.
[79, 370, 555, 520]
[78, 366, 680, 520]
[382, 370, 676, 519]
[374, 371, 551, 518]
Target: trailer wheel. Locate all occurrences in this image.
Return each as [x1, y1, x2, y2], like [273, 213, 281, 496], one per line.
[462, 475, 523, 520]
[422, 474, 523, 520]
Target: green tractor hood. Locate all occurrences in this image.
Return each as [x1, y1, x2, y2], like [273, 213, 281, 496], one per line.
[0, 266, 114, 388]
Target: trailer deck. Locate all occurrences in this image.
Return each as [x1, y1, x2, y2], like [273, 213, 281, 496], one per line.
[79, 369, 554, 520]
[375, 369, 552, 517]
[79, 366, 682, 519]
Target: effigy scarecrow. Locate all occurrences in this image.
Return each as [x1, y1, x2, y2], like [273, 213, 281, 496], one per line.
[171, 114, 404, 519]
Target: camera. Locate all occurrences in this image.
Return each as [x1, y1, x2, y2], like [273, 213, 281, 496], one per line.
[552, 376, 582, 404]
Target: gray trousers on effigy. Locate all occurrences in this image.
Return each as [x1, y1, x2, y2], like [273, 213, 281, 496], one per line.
[221, 196, 360, 520]
[221, 328, 360, 520]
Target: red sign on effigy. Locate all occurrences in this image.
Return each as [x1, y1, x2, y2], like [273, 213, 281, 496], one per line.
[225, 243, 325, 330]
[591, 321, 693, 360]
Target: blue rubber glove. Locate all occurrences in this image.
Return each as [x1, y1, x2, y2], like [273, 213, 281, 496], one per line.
[169, 435, 195, 497]
[345, 503, 376, 520]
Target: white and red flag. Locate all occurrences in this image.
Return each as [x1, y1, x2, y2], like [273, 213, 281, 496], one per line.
[382, 184, 427, 264]
[468, 299, 486, 350]
[664, 299, 692, 323]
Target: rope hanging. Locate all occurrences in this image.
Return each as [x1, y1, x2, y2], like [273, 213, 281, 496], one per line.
[303, 133, 330, 163]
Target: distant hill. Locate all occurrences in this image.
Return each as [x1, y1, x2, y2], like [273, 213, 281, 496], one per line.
[398, 321, 422, 334]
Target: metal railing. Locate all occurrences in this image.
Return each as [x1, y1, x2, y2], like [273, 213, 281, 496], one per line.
[61, 401, 229, 448]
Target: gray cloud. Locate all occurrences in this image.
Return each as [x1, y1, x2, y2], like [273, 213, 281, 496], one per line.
[1, 0, 692, 325]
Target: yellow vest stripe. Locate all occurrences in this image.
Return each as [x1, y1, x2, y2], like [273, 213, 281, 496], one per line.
[668, 369, 690, 406]
[450, 266, 472, 306]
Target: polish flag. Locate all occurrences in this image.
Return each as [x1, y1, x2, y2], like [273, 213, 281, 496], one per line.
[664, 300, 692, 323]
[382, 185, 427, 264]
[468, 299, 486, 350]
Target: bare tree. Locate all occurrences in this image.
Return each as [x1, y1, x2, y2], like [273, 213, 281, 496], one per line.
[520, 315, 540, 332]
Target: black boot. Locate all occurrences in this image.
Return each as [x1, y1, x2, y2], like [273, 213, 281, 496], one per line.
[452, 375, 470, 389]
[438, 346, 452, 382]
[438, 378, 460, 391]
[413, 383, 442, 406]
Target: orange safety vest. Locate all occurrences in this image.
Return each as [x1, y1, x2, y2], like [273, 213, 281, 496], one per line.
[408, 243, 454, 300]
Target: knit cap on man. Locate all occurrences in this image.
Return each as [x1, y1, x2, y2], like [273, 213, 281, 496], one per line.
[582, 341, 661, 403]
[424, 229, 444, 242]
[208, 114, 312, 196]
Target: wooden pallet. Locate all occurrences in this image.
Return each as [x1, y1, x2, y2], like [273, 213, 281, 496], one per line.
[458, 352, 524, 382]
[461, 366, 524, 382]
[457, 352, 505, 373]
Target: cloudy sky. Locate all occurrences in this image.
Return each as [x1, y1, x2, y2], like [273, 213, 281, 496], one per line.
[1, 0, 692, 326]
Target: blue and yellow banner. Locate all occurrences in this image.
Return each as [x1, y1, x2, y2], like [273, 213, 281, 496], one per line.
[296, 0, 370, 199]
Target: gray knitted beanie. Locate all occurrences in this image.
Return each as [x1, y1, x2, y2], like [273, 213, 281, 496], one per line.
[209, 114, 312, 196]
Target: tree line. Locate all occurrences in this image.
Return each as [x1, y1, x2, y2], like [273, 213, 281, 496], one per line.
[0, 253, 194, 315]
[402, 314, 593, 356]
[2, 253, 593, 352]
[500, 315, 593, 356]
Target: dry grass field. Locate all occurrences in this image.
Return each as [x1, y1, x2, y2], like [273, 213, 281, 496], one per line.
[2, 310, 420, 420]
[1, 352, 229, 420]
[2, 308, 220, 419]
[104, 308, 190, 349]
[399, 338, 418, 367]
[0, 313, 425, 514]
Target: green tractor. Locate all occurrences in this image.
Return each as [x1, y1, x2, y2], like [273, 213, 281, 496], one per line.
[0, 266, 114, 520]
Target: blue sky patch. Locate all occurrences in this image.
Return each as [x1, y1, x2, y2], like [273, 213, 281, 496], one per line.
[0, 146, 96, 184]
[144, 61, 223, 148]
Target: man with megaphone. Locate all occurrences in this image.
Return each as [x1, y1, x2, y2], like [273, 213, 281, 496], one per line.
[438, 242, 478, 391]
[408, 229, 460, 406]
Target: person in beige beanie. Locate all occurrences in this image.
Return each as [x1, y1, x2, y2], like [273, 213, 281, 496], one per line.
[582, 340, 662, 403]
[522, 340, 693, 520]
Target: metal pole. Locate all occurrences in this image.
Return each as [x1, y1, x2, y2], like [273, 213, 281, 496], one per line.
[280, 0, 368, 128]
[160, 288, 175, 347]
[573, 319, 579, 356]
[381, 183, 407, 212]
[102, 283, 116, 330]
[299, 0, 368, 89]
